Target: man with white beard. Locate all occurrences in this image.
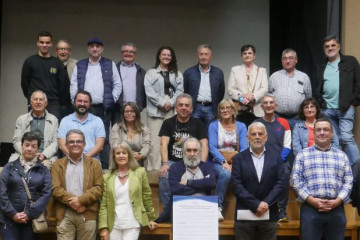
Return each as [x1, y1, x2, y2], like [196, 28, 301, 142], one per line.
[155, 138, 215, 222]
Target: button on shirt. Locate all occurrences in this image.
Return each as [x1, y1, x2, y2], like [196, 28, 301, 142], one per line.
[120, 62, 137, 103]
[70, 58, 122, 104]
[269, 69, 312, 115]
[65, 156, 84, 197]
[250, 147, 265, 182]
[197, 65, 212, 102]
[291, 145, 353, 203]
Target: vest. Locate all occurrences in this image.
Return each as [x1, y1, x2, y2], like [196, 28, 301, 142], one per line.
[76, 57, 114, 110]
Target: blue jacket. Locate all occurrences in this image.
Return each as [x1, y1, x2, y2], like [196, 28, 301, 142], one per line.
[76, 57, 115, 110]
[0, 159, 52, 223]
[231, 148, 286, 221]
[292, 121, 340, 156]
[115, 62, 146, 111]
[208, 120, 248, 164]
[183, 64, 225, 117]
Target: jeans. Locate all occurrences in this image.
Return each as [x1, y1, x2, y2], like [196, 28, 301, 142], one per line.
[300, 202, 346, 240]
[90, 104, 112, 169]
[159, 161, 175, 210]
[192, 103, 214, 130]
[322, 107, 360, 165]
[213, 163, 231, 209]
[278, 161, 290, 215]
[234, 220, 277, 240]
[0, 221, 35, 240]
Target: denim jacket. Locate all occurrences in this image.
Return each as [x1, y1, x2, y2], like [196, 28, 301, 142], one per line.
[292, 121, 340, 156]
[144, 66, 183, 118]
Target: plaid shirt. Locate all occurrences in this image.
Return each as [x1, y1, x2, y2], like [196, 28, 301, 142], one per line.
[291, 145, 353, 203]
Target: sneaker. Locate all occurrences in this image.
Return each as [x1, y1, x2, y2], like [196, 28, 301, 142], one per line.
[218, 208, 224, 222]
[278, 211, 289, 222]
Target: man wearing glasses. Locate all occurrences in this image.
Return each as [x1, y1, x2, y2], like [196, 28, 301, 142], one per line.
[113, 42, 146, 123]
[52, 129, 104, 240]
[21, 31, 69, 120]
[58, 90, 105, 161]
[268, 48, 312, 129]
[292, 118, 352, 240]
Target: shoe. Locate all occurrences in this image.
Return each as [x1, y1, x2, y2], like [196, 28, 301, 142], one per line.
[278, 211, 289, 222]
[218, 208, 224, 222]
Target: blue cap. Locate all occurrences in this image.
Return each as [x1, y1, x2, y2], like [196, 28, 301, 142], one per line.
[87, 37, 103, 46]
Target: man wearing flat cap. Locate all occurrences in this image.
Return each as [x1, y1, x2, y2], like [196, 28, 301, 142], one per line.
[70, 37, 122, 168]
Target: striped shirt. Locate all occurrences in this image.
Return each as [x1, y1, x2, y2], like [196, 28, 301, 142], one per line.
[291, 146, 353, 203]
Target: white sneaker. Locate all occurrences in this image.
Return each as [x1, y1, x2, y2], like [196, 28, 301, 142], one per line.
[218, 208, 224, 222]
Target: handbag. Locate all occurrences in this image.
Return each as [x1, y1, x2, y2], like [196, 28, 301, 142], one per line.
[22, 177, 50, 233]
[219, 125, 240, 165]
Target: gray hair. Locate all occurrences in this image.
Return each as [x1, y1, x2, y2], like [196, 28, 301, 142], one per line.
[182, 137, 202, 154]
[197, 44, 212, 53]
[281, 48, 297, 58]
[56, 39, 72, 50]
[176, 93, 193, 106]
[121, 42, 137, 52]
[31, 90, 48, 102]
[66, 129, 85, 143]
[247, 122, 267, 136]
[261, 94, 276, 104]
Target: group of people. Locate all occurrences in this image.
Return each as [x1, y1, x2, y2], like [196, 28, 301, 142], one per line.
[0, 30, 358, 240]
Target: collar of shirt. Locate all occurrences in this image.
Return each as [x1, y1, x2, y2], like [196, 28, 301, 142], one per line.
[68, 155, 84, 165]
[88, 57, 102, 66]
[31, 112, 46, 120]
[281, 68, 298, 78]
[199, 64, 211, 73]
[71, 112, 92, 124]
[249, 146, 266, 158]
[314, 144, 332, 152]
[121, 62, 135, 68]
[327, 57, 340, 69]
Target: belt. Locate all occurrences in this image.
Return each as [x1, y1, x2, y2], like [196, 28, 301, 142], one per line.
[196, 101, 212, 106]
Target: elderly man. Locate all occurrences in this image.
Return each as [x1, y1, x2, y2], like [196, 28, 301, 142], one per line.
[315, 35, 360, 166]
[291, 118, 353, 240]
[269, 48, 312, 128]
[58, 90, 105, 160]
[113, 42, 146, 123]
[10, 90, 58, 169]
[254, 94, 291, 221]
[21, 31, 69, 120]
[156, 137, 215, 222]
[70, 37, 122, 168]
[183, 44, 225, 128]
[232, 122, 285, 240]
[52, 129, 104, 240]
[56, 40, 78, 118]
[158, 93, 208, 214]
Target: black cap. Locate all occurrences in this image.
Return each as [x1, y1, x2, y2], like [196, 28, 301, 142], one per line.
[87, 37, 103, 46]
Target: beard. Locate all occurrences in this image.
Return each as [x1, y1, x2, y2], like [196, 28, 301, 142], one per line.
[184, 155, 201, 168]
[75, 105, 89, 115]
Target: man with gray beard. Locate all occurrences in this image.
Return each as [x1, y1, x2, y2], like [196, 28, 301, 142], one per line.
[156, 138, 215, 222]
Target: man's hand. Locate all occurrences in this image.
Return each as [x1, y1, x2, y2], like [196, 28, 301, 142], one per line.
[320, 198, 342, 212]
[306, 196, 335, 212]
[37, 153, 47, 161]
[159, 164, 170, 177]
[163, 102, 172, 112]
[256, 201, 268, 217]
[68, 197, 82, 210]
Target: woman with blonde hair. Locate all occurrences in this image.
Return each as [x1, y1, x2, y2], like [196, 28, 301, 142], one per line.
[99, 142, 157, 240]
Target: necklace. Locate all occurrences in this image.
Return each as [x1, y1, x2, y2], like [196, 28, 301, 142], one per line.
[117, 171, 129, 178]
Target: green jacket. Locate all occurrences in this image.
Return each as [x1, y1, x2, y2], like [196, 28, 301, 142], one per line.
[98, 167, 156, 232]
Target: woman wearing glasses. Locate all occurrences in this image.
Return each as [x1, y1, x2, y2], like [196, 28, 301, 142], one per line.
[208, 99, 248, 220]
[110, 102, 151, 167]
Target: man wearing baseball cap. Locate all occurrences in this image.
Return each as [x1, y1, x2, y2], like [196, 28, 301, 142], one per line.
[70, 37, 122, 168]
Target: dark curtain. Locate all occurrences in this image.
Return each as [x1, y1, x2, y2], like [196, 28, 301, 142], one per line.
[269, 0, 342, 94]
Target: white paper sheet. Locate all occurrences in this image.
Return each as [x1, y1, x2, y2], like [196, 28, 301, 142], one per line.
[237, 209, 270, 220]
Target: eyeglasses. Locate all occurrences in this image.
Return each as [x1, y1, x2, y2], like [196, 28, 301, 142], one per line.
[67, 140, 84, 145]
[281, 56, 296, 61]
[315, 128, 332, 133]
[219, 106, 232, 112]
[121, 50, 136, 54]
[124, 110, 135, 115]
[57, 48, 70, 52]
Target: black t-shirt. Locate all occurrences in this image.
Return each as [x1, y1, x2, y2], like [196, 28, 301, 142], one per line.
[159, 115, 207, 162]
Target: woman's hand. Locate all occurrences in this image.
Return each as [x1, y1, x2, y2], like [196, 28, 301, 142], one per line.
[99, 228, 109, 240]
[148, 221, 158, 230]
[12, 212, 28, 223]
